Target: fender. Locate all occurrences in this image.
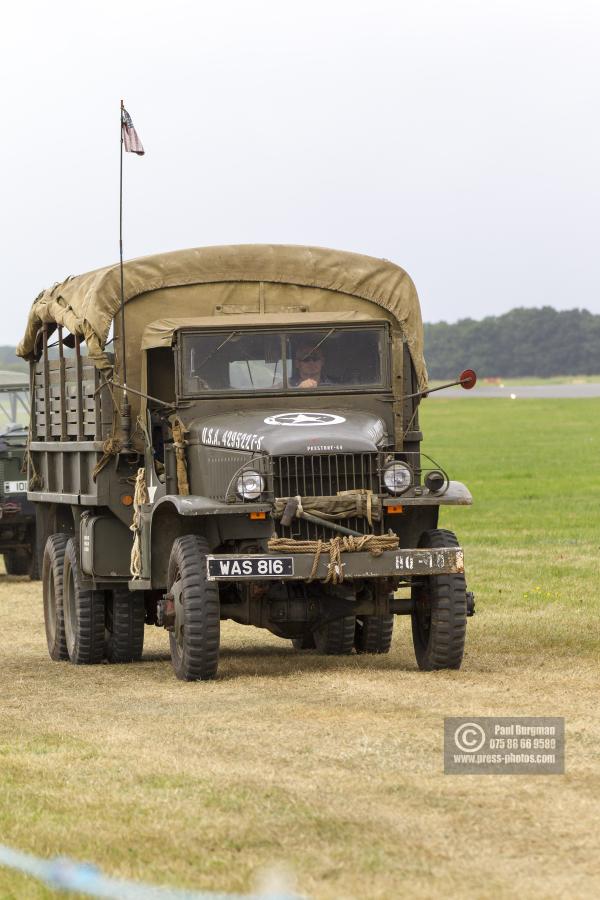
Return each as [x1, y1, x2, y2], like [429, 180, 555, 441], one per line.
[151, 494, 272, 517]
[382, 480, 473, 507]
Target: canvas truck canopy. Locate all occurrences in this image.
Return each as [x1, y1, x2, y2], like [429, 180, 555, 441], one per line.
[17, 244, 427, 424]
[140, 311, 380, 350]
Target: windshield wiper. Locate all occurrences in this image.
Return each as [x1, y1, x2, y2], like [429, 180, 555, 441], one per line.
[298, 328, 337, 361]
[192, 331, 239, 373]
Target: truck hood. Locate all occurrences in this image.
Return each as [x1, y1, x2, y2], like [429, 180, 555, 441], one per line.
[189, 408, 388, 455]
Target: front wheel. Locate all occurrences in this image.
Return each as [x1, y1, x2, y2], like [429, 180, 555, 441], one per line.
[411, 529, 467, 671]
[168, 535, 220, 681]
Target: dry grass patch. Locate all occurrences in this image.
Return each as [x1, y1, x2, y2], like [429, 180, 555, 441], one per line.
[1, 579, 599, 899]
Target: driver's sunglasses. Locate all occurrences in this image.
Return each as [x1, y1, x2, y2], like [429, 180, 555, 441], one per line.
[296, 353, 322, 362]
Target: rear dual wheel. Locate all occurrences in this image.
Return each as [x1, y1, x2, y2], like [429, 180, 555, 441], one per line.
[314, 616, 356, 655]
[311, 614, 394, 655]
[63, 538, 105, 664]
[105, 587, 145, 663]
[42, 534, 69, 660]
[355, 615, 394, 654]
[291, 610, 394, 655]
[44, 535, 144, 665]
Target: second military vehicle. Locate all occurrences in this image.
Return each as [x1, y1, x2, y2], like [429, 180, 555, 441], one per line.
[0, 376, 38, 577]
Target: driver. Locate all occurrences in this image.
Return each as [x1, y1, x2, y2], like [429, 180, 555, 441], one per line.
[290, 343, 332, 389]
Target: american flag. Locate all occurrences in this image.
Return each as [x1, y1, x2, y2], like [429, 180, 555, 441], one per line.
[121, 107, 145, 155]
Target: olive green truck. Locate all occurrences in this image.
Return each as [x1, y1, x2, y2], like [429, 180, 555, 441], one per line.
[17, 245, 474, 680]
[0, 378, 38, 577]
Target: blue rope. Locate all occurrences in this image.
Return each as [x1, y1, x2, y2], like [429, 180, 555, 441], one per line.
[0, 845, 299, 900]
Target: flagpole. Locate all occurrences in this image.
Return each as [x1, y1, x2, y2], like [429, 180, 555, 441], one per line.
[118, 99, 131, 447]
[119, 99, 127, 392]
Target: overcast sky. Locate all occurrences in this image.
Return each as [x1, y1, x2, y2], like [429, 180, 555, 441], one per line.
[2, 0, 599, 344]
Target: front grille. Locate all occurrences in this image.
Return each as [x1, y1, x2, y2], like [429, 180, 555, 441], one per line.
[273, 453, 379, 498]
[272, 453, 380, 540]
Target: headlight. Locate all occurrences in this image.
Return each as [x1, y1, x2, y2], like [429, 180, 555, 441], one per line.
[236, 470, 265, 500]
[383, 462, 411, 494]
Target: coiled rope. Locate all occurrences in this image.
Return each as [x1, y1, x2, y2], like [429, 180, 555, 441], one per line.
[170, 415, 190, 496]
[267, 533, 398, 584]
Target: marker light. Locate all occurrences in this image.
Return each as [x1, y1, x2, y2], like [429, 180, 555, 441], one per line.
[460, 369, 477, 390]
[425, 471, 445, 493]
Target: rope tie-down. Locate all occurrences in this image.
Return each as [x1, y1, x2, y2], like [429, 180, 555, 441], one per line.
[267, 532, 399, 584]
[170, 414, 190, 496]
[130, 467, 149, 578]
[92, 436, 122, 481]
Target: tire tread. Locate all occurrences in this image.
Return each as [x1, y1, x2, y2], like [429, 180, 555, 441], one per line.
[105, 587, 145, 663]
[64, 538, 105, 665]
[42, 533, 69, 661]
[355, 614, 394, 654]
[314, 616, 355, 655]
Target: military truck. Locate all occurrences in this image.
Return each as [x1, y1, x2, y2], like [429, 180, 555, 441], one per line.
[17, 245, 474, 680]
[0, 376, 38, 577]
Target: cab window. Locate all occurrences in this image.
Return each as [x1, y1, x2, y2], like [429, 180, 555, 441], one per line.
[179, 326, 388, 395]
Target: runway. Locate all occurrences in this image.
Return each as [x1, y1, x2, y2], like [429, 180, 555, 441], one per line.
[431, 382, 600, 399]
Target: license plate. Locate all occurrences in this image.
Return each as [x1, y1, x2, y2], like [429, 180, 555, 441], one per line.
[207, 556, 294, 580]
[395, 548, 464, 573]
[4, 480, 27, 494]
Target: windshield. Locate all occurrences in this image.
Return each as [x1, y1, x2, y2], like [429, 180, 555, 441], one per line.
[180, 327, 388, 395]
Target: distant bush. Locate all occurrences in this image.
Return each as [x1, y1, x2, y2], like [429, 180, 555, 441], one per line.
[0, 346, 27, 372]
[424, 307, 600, 379]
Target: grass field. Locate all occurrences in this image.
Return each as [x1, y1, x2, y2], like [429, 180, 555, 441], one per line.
[1, 399, 599, 899]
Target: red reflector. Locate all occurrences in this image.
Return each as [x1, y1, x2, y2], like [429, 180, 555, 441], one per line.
[460, 368, 477, 390]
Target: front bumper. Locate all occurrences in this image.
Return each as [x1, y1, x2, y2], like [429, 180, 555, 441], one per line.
[206, 546, 464, 581]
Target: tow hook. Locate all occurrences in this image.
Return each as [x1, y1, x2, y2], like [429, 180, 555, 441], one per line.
[466, 591, 476, 616]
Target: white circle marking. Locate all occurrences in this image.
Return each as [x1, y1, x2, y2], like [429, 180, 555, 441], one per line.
[263, 412, 346, 427]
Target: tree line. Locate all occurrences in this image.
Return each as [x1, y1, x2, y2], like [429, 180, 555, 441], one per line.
[423, 307, 600, 379]
[3, 305, 599, 379]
